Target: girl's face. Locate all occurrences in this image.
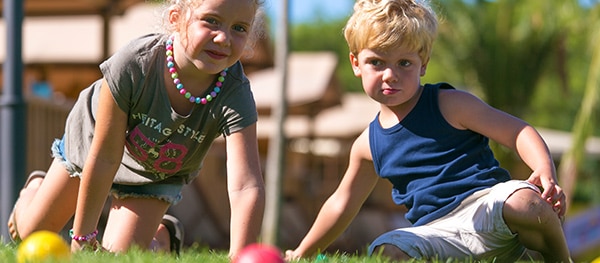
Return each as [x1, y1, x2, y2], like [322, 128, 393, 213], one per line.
[350, 46, 428, 108]
[171, 0, 256, 74]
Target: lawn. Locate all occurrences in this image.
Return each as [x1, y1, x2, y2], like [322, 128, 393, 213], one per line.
[1, 241, 545, 263]
[0, 243, 380, 263]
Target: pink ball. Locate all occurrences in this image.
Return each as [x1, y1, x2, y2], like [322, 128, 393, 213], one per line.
[234, 243, 285, 263]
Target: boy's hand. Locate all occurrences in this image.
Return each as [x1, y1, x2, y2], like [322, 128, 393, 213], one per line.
[526, 171, 566, 222]
[544, 184, 566, 223]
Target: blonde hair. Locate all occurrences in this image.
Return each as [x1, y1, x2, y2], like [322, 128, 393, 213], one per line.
[344, 0, 438, 62]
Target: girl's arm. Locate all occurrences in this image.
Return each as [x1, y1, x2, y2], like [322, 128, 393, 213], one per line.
[439, 89, 566, 217]
[71, 80, 128, 251]
[225, 123, 265, 258]
[287, 128, 379, 259]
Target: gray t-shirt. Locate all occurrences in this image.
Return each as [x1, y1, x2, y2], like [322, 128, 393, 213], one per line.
[62, 33, 257, 185]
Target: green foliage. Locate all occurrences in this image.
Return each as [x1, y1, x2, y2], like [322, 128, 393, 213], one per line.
[433, 0, 566, 117]
[290, 18, 363, 92]
[555, 2, 600, 205]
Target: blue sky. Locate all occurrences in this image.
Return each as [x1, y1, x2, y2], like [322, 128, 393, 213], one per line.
[262, 0, 354, 24]
[262, 0, 599, 24]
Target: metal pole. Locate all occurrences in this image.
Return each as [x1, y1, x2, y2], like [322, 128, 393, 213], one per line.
[1, 0, 26, 242]
[261, 0, 289, 246]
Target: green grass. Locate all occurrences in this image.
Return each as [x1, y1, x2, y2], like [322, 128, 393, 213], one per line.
[1, 241, 543, 263]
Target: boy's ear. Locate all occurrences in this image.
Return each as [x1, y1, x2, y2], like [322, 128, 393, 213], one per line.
[349, 52, 361, 77]
[420, 57, 429, 76]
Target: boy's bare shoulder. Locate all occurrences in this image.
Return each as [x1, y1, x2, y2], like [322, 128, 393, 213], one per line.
[438, 88, 487, 114]
[438, 87, 482, 102]
[350, 127, 373, 162]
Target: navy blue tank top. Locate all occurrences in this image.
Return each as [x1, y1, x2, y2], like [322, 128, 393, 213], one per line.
[369, 83, 510, 226]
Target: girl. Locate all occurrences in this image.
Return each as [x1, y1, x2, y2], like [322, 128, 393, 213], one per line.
[8, 0, 265, 258]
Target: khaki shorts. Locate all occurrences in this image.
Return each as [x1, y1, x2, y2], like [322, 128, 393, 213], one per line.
[368, 180, 539, 261]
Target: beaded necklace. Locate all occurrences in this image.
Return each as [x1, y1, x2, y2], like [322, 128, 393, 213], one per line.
[165, 35, 227, 105]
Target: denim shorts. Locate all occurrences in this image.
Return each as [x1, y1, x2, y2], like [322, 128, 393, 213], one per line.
[51, 137, 183, 205]
[368, 180, 539, 262]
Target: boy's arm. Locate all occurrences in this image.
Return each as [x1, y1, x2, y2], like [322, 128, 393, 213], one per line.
[513, 125, 566, 218]
[439, 89, 566, 218]
[286, 128, 379, 260]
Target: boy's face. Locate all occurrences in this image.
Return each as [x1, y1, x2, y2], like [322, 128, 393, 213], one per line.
[350, 46, 428, 108]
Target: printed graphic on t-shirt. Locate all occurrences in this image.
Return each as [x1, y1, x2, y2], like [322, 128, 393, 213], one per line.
[126, 127, 188, 177]
[125, 112, 210, 178]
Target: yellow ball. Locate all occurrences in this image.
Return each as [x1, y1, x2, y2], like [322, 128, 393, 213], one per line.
[592, 256, 600, 263]
[17, 230, 71, 263]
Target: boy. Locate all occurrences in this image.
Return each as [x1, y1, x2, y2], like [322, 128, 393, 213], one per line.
[285, 0, 571, 262]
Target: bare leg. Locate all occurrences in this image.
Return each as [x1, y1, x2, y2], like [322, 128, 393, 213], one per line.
[12, 159, 175, 253]
[8, 159, 176, 255]
[101, 197, 170, 253]
[7, 173, 44, 240]
[11, 159, 79, 239]
[150, 224, 171, 252]
[503, 188, 571, 262]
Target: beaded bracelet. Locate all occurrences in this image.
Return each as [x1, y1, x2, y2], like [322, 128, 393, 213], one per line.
[69, 229, 99, 242]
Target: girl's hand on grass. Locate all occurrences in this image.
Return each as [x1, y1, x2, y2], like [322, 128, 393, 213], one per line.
[71, 238, 103, 253]
[285, 249, 301, 261]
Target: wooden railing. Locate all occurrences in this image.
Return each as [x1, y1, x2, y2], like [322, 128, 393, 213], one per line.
[24, 96, 73, 172]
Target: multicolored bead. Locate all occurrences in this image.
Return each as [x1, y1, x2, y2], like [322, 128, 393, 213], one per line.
[165, 35, 227, 105]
